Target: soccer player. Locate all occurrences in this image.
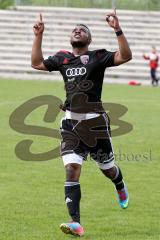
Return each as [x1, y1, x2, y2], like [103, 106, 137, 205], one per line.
[31, 9, 132, 237]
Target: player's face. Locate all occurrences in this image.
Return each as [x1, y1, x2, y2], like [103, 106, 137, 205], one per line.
[70, 26, 91, 48]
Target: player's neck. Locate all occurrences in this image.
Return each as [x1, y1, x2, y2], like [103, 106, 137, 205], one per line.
[72, 47, 88, 56]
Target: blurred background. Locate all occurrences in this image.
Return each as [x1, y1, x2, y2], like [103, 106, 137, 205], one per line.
[1, 0, 160, 10]
[0, 0, 160, 84]
[0, 1, 160, 240]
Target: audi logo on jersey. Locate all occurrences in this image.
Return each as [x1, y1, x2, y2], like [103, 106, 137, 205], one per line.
[66, 67, 86, 77]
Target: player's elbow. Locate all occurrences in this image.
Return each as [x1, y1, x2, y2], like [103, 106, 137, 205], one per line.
[31, 61, 43, 70]
[123, 51, 132, 63]
[31, 63, 39, 69]
[114, 51, 132, 65]
[128, 52, 132, 61]
[126, 53, 132, 62]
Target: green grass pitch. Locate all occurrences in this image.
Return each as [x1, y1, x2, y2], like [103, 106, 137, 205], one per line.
[0, 78, 160, 240]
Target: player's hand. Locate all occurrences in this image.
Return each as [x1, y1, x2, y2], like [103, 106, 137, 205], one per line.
[106, 9, 121, 31]
[33, 13, 44, 36]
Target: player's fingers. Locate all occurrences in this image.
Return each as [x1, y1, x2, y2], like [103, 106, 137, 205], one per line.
[40, 13, 43, 22]
[33, 23, 38, 28]
[106, 14, 117, 22]
[106, 12, 116, 20]
[106, 15, 110, 22]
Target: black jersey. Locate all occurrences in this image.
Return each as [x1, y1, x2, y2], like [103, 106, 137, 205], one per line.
[43, 49, 115, 113]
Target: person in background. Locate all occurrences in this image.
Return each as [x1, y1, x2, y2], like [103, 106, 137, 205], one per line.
[143, 46, 159, 86]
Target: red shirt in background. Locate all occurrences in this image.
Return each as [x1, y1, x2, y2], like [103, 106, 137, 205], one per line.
[143, 52, 159, 69]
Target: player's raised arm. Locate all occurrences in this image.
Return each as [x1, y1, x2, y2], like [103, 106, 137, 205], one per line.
[106, 9, 132, 66]
[31, 13, 47, 70]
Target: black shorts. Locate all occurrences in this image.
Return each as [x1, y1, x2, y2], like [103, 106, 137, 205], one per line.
[60, 113, 114, 164]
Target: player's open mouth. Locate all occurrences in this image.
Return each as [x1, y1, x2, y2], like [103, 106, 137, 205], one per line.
[74, 34, 81, 38]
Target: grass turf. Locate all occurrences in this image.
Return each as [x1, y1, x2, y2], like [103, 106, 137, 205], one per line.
[0, 78, 160, 240]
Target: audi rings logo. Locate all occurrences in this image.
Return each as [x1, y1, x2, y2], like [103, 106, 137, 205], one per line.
[66, 67, 86, 77]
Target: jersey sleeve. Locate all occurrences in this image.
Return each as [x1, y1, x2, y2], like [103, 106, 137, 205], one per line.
[97, 49, 116, 68]
[43, 54, 60, 72]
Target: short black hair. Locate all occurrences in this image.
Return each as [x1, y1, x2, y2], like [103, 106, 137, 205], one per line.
[75, 24, 92, 39]
[76, 24, 90, 31]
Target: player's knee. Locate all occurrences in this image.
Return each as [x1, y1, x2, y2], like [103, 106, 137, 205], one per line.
[65, 163, 81, 182]
[101, 165, 117, 179]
